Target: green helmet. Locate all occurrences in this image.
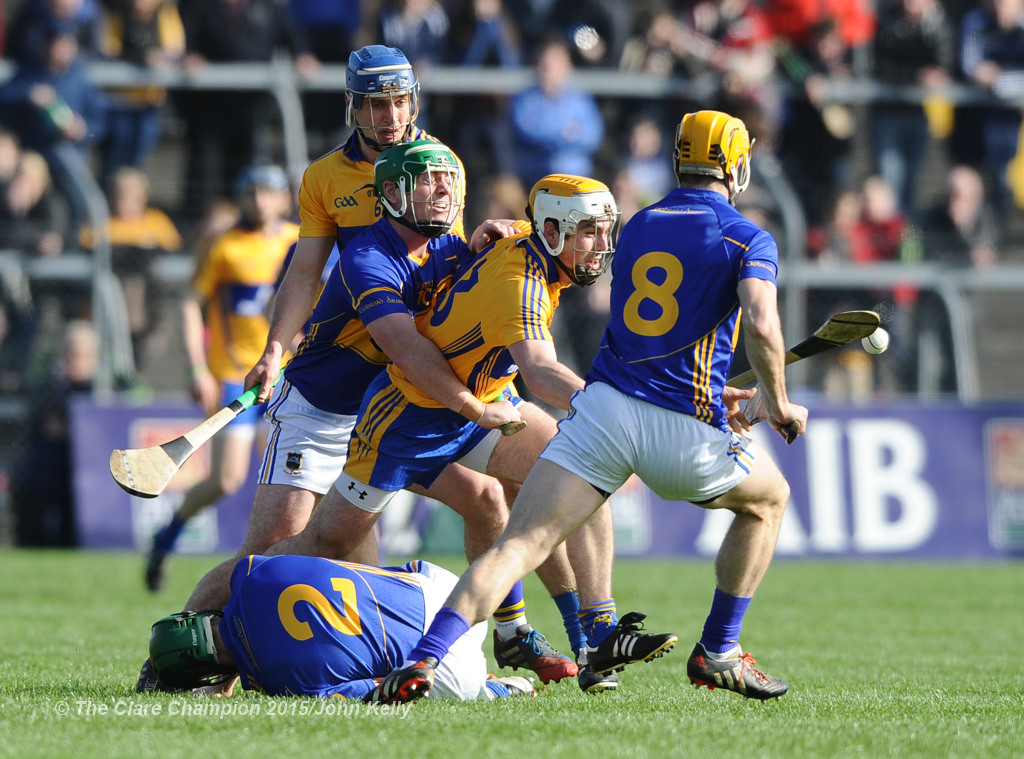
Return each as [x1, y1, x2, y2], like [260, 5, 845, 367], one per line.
[149, 611, 235, 690]
[373, 140, 463, 237]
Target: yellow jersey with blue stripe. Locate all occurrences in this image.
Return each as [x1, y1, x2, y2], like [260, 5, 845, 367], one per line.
[389, 230, 563, 407]
[220, 554, 434, 699]
[298, 127, 466, 248]
[589, 188, 778, 430]
[193, 220, 298, 383]
[342, 231, 561, 491]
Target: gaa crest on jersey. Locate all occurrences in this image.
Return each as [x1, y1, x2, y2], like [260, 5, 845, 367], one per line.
[285, 452, 303, 475]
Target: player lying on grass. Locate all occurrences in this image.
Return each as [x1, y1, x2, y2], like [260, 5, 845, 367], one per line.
[148, 554, 535, 701]
[372, 110, 804, 705]
[262, 174, 677, 692]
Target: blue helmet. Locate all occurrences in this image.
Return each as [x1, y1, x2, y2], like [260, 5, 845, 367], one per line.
[345, 45, 420, 150]
[236, 165, 290, 196]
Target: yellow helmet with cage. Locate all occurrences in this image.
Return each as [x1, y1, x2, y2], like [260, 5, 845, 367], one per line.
[674, 110, 754, 204]
[526, 174, 620, 286]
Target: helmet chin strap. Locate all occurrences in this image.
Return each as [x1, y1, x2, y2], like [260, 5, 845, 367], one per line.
[552, 253, 600, 287]
[393, 214, 446, 238]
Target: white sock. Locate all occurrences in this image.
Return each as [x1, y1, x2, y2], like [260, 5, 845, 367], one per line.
[705, 644, 741, 660]
[494, 615, 528, 640]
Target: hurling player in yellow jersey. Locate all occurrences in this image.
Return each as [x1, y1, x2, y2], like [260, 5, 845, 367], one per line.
[145, 166, 296, 591]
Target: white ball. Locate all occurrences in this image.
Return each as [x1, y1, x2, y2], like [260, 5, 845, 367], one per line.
[862, 327, 889, 355]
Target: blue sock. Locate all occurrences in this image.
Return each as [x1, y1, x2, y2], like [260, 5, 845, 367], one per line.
[409, 607, 471, 664]
[552, 590, 586, 653]
[154, 516, 185, 553]
[700, 589, 752, 654]
[579, 599, 618, 647]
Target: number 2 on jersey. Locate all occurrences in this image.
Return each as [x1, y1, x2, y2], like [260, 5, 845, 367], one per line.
[278, 578, 362, 640]
[622, 252, 683, 337]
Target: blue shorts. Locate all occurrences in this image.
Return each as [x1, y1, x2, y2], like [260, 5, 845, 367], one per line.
[344, 373, 519, 492]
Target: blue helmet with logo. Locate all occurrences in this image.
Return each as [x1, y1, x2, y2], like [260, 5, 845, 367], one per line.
[345, 45, 420, 151]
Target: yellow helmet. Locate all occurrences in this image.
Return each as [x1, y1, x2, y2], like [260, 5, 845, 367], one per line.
[527, 174, 620, 286]
[674, 110, 753, 203]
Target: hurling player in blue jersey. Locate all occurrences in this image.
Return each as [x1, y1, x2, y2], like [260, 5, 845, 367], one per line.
[374, 110, 807, 705]
[165, 50, 532, 619]
[147, 555, 535, 702]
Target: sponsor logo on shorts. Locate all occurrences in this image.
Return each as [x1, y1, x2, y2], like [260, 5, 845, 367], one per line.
[285, 452, 303, 475]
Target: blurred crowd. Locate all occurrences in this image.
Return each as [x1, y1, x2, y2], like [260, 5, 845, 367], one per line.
[0, 0, 1023, 545]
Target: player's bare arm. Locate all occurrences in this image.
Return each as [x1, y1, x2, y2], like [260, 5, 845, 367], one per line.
[246, 235, 335, 401]
[367, 312, 522, 429]
[182, 289, 219, 415]
[508, 339, 584, 411]
[737, 278, 807, 439]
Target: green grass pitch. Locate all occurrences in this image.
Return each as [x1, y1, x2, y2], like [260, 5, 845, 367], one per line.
[1, 550, 1022, 758]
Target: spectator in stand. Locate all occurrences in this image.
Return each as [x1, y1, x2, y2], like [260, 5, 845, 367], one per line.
[921, 164, 1000, 268]
[622, 116, 675, 209]
[956, 0, 1024, 221]
[176, 0, 316, 221]
[509, 37, 604, 189]
[12, 319, 97, 547]
[546, 0, 629, 68]
[676, 0, 783, 153]
[287, 0, 364, 154]
[776, 18, 857, 229]
[914, 164, 1000, 394]
[7, 0, 104, 66]
[79, 167, 183, 368]
[377, 0, 451, 70]
[96, 0, 186, 186]
[0, 150, 71, 258]
[764, 0, 876, 68]
[0, 131, 23, 197]
[619, 7, 690, 77]
[0, 18, 108, 234]
[850, 175, 906, 264]
[446, 0, 521, 177]
[868, 0, 955, 223]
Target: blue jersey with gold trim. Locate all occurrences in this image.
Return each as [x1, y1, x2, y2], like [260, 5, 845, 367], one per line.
[220, 555, 433, 699]
[589, 188, 778, 429]
[284, 219, 475, 415]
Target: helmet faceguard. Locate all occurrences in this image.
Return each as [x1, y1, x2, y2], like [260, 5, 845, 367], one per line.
[149, 611, 236, 691]
[374, 140, 464, 238]
[674, 110, 754, 205]
[527, 174, 620, 287]
[346, 45, 420, 152]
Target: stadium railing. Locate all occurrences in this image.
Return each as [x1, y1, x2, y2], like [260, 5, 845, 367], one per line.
[1, 60, 1023, 401]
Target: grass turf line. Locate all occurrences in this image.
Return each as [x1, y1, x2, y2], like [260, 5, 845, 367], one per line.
[1, 550, 1022, 758]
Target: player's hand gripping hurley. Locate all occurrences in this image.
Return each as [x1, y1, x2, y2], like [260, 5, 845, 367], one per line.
[728, 310, 881, 442]
[109, 371, 283, 498]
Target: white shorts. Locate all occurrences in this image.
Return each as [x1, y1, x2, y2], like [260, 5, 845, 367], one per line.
[542, 381, 754, 503]
[257, 382, 356, 494]
[414, 561, 488, 701]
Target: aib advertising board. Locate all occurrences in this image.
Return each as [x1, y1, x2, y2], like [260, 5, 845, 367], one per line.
[71, 397, 1024, 559]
